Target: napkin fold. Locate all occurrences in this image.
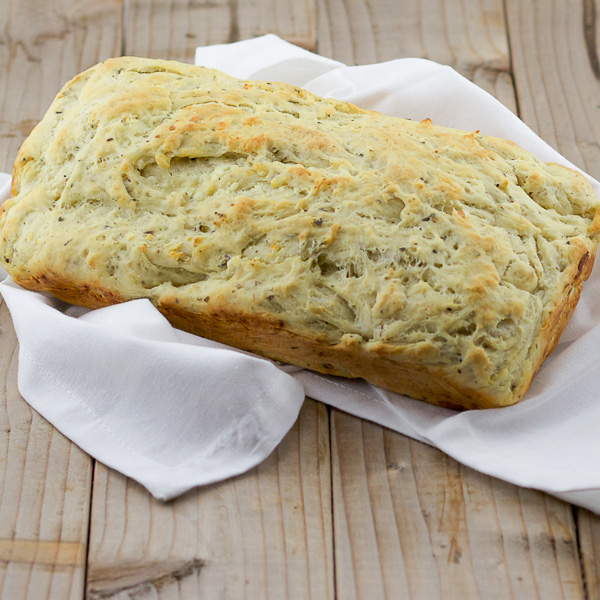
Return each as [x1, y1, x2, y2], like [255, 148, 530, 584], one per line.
[0, 279, 305, 499]
[2, 36, 600, 510]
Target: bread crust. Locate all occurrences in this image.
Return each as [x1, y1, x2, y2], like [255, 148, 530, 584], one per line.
[2, 56, 599, 410]
[13, 238, 594, 410]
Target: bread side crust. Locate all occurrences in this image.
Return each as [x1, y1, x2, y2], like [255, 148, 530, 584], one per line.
[11, 269, 499, 409]
[12, 237, 595, 410]
[508, 241, 595, 403]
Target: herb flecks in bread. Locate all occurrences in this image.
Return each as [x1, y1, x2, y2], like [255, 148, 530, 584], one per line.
[2, 56, 599, 409]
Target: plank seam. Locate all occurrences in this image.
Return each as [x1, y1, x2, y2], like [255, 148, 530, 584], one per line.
[573, 505, 590, 600]
[501, 0, 521, 117]
[121, 0, 129, 57]
[83, 459, 96, 600]
[583, 0, 600, 79]
[228, 0, 240, 44]
[328, 406, 338, 600]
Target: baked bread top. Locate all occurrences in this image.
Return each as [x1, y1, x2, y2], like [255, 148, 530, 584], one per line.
[2, 56, 599, 409]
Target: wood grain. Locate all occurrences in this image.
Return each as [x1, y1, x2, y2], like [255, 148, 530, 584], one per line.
[505, 1, 600, 595]
[0, 301, 93, 600]
[506, 0, 600, 179]
[318, 1, 590, 598]
[0, 1, 122, 598]
[86, 399, 333, 600]
[124, 0, 317, 63]
[331, 412, 584, 600]
[0, 0, 123, 173]
[86, 7, 332, 599]
[577, 507, 600, 600]
[316, 0, 516, 110]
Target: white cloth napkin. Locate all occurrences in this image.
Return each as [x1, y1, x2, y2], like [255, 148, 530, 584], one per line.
[2, 36, 600, 510]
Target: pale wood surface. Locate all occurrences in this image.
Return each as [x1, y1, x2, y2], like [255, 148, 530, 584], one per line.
[317, 0, 517, 110]
[0, 1, 599, 599]
[87, 400, 333, 600]
[0, 1, 120, 597]
[506, 0, 600, 179]
[319, 2, 590, 598]
[124, 0, 316, 62]
[0, 301, 93, 600]
[331, 413, 585, 600]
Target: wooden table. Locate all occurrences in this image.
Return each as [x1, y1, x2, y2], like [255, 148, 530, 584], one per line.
[1, 1, 600, 598]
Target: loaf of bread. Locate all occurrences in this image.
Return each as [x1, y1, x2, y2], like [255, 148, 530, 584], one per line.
[1, 56, 599, 409]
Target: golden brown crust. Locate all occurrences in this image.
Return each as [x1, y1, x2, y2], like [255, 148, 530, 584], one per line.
[10, 268, 497, 409]
[12, 264, 579, 411]
[8, 239, 596, 410]
[509, 242, 595, 402]
[14, 272, 125, 309]
[154, 295, 500, 410]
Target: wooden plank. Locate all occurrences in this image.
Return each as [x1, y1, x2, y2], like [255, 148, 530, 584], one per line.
[505, 0, 600, 179]
[316, 0, 517, 111]
[0, 1, 122, 598]
[318, 1, 587, 597]
[87, 8, 330, 599]
[576, 508, 600, 599]
[124, 0, 316, 63]
[331, 412, 584, 600]
[0, 300, 93, 600]
[0, 0, 123, 173]
[504, 0, 600, 593]
[86, 399, 333, 600]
